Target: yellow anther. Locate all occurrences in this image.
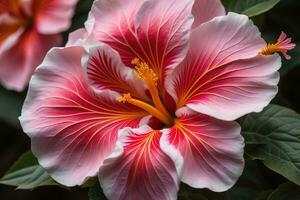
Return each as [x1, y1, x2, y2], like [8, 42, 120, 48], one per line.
[130, 58, 171, 120]
[132, 58, 158, 84]
[131, 58, 141, 65]
[117, 93, 132, 103]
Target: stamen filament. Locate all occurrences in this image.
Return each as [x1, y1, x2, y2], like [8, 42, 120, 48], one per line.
[117, 93, 172, 125]
[146, 78, 171, 118]
[132, 58, 171, 118]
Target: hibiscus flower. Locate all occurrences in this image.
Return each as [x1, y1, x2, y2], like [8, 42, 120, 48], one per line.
[0, 0, 78, 91]
[20, 0, 295, 199]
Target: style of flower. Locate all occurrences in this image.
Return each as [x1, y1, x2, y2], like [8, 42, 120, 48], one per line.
[260, 31, 296, 60]
[20, 0, 295, 199]
[0, 0, 78, 91]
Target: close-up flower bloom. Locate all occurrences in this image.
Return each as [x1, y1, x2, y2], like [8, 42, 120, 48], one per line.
[19, 0, 295, 199]
[0, 0, 78, 91]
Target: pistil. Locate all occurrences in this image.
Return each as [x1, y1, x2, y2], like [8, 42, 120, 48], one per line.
[259, 32, 296, 60]
[132, 58, 171, 118]
[117, 93, 172, 125]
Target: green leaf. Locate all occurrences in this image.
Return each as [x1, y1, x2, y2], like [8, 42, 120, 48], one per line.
[178, 184, 228, 200]
[228, 160, 267, 200]
[0, 151, 58, 189]
[268, 182, 300, 200]
[221, 0, 280, 17]
[82, 177, 97, 188]
[256, 190, 273, 200]
[88, 181, 107, 200]
[241, 105, 300, 186]
[69, 0, 93, 32]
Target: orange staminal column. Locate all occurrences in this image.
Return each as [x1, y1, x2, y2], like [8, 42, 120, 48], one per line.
[132, 58, 171, 118]
[260, 44, 281, 55]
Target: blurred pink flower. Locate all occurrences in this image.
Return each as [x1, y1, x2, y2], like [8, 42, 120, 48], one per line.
[20, 0, 293, 199]
[0, 0, 78, 91]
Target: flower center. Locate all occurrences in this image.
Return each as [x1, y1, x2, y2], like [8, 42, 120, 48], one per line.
[0, 0, 33, 45]
[117, 58, 173, 125]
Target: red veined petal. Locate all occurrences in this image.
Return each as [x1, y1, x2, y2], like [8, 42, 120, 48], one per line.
[166, 13, 280, 121]
[20, 46, 148, 186]
[87, 0, 194, 88]
[161, 108, 244, 192]
[86, 43, 148, 101]
[192, 0, 225, 29]
[0, 29, 61, 91]
[31, 0, 78, 34]
[99, 126, 182, 200]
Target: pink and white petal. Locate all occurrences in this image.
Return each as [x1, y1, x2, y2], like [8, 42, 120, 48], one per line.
[166, 13, 280, 120]
[88, 0, 194, 87]
[169, 54, 281, 121]
[192, 0, 225, 29]
[66, 28, 88, 47]
[99, 126, 181, 200]
[19, 46, 148, 186]
[86, 43, 148, 100]
[161, 108, 244, 192]
[32, 0, 78, 34]
[86, 0, 144, 39]
[0, 30, 61, 91]
[190, 12, 265, 66]
[186, 56, 280, 120]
